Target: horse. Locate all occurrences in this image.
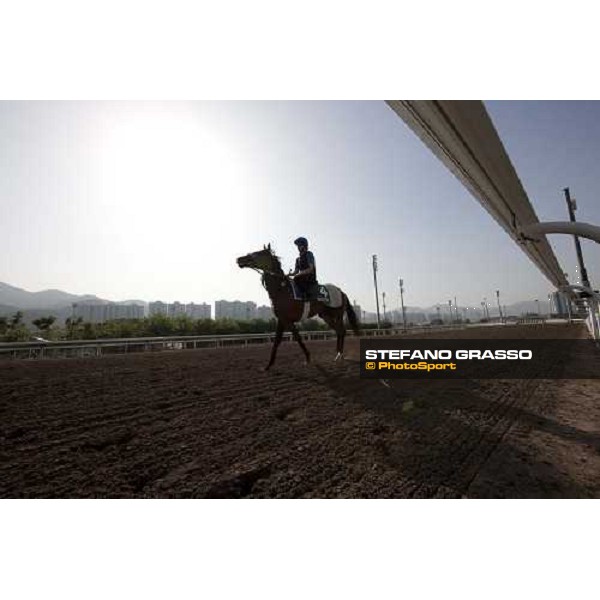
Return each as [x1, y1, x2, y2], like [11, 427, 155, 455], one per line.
[237, 244, 360, 370]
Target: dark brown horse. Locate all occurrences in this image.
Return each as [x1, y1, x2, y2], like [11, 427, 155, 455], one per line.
[237, 244, 360, 370]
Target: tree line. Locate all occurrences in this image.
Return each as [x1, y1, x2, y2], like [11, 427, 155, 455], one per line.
[0, 312, 333, 342]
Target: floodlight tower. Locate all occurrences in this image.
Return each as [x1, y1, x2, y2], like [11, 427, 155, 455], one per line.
[372, 255, 381, 329]
[564, 188, 591, 290]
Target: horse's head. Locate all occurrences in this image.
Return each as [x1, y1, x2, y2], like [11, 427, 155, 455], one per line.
[236, 244, 281, 273]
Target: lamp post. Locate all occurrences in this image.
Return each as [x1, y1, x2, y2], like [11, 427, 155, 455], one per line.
[382, 292, 387, 323]
[483, 297, 490, 320]
[448, 299, 453, 324]
[399, 278, 407, 330]
[372, 255, 381, 329]
[496, 289, 503, 323]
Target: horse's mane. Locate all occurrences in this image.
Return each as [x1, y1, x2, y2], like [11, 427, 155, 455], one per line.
[260, 246, 287, 291]
[266, 246, 284, 274]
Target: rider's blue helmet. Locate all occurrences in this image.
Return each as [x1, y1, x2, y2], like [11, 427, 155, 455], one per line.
[294, 237, 308, 247]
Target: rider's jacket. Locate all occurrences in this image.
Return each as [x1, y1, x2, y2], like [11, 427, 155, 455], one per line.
[295, 251, 317, 283]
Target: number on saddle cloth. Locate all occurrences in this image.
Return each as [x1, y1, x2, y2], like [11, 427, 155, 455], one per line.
[316, 285, 331, 304]
[318, 284, 343, 308]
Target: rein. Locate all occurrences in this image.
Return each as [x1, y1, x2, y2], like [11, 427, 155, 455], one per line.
[249, 266, 287, 280]
[263, 269, 287, 279]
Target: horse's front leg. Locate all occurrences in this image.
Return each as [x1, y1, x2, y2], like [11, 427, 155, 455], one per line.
[290, 323, 310, 364]
[265, 321, 285, 371]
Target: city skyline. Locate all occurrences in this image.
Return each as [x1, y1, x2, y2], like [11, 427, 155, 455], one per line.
[0, 278, 563, 324]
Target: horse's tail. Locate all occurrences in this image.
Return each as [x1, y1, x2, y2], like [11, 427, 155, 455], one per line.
[342, 292, 361, 336]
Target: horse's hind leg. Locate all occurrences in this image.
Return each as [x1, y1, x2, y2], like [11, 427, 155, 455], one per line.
[265, 321, 285, 371]
[334, 340, 344, 361]
[337, 326, 346, 360]
[334, 319, 346, 362]
[321, 312, 345, 362]
[290, 323, 310, 364]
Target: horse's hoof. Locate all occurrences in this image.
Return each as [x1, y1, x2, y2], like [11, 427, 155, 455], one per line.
[334, 352, 344, 362]
[263, 365, 272, 372]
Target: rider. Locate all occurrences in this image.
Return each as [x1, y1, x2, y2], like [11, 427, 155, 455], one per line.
[290, 237, 317, 300]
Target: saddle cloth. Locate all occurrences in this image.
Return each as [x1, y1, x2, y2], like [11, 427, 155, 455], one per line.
[292, 282, 343, 308]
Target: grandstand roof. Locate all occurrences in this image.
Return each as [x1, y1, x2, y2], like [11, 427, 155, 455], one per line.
[386, 100, 568, 289]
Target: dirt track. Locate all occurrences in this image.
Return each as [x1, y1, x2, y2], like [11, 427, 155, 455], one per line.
[1, 323, 600, 498]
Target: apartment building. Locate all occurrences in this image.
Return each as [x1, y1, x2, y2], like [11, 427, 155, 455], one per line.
[215, 300, 257, 320]
[150, 300, 211, 319]
[72, 302, 144, 324]
[186, 302, 212, 319]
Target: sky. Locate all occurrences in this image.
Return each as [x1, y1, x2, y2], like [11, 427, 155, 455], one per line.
[1, 100, 600, 314]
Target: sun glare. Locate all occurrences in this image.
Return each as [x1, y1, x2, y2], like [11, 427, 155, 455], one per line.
[94, 106, 248, 244]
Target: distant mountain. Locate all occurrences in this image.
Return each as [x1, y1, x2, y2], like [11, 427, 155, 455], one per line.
[0, 282, 102, 310]
[0, 283, 150, 325]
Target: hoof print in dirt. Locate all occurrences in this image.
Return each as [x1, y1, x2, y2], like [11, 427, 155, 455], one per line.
[80, 429, 134, 452]
[274, 406, 296, 421]
[199, 467, 271, 499]
[4, 427, 28, 440]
